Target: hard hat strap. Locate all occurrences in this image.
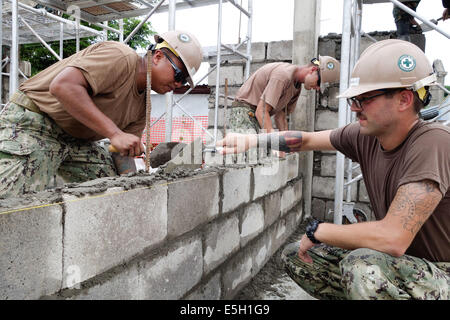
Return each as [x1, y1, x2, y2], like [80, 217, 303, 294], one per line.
[155, 40, 180, 58]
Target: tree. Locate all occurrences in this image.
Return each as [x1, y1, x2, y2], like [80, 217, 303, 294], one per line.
[20, 17, 155, 76]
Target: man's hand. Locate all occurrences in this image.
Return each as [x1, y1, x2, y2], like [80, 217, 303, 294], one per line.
[109, 131, 145, 157]
[215, 132, 257, 154]
[298, 234, 315, 264]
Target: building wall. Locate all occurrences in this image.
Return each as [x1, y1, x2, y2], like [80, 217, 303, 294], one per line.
[0, 154, 303, 300]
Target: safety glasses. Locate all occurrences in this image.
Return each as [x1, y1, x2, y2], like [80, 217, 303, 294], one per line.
[347, 90, 391, 110]
[162, 51, 188, 85]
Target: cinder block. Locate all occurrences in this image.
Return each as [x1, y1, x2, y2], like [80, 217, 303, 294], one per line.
[222, 251, 253, 299]
[222, 167, 251, 213]
[0, 201, 63, 299]
[263, 191, 281, 228]
[286, 152, 299, 181]
[318, 38, 337, 58]
[63, 184, 168, 287]
[280, 180, 302, 215]
[315, 109, 338, 131]
[185, 272, 222, 300]
[208, 65, 244, 87]
[70, 264, 141, 300]
[167, 173, 219, 237]
[320, 154, 361, 177]
[249, 232, 272, 277]
[311, 197, 326, 220]
[203, 215, 240, 274]
[240, 202, 264, 247]
[312, 176, 356, 201]
[208, 107, 225, 128]
[267, 40, 293, 61]
[358, 180, 370, 203]
[139, 236, 203, 299]
[252, 158, 288, 199]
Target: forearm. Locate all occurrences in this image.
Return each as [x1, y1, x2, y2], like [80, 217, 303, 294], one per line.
[274, 110, 288, 131]
[255, 101, 274, 132]
[314, 221, 401, 256]
[256, 131, 303, 152]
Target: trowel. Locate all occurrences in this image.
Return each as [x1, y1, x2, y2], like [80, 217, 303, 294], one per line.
[419, 17, 443, 32]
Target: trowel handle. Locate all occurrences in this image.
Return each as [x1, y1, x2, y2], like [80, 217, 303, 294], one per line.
[108, 145, 119, 153]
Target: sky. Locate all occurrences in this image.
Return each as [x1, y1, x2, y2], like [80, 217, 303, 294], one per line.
[146, 0, 450, 85]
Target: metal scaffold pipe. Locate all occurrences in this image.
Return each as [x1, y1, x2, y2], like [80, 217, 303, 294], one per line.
[124, 0, 166, 44]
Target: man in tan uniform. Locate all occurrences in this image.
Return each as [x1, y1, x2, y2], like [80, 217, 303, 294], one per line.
[228, 56, 340, 135]
[217, 40, 449, 299]
[0, 30, 202, 198]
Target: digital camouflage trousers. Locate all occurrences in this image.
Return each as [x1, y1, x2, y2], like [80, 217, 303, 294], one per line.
[0, 102, 116, 198]
[227, 102, 261, 134]
[281, 242, 450, 300]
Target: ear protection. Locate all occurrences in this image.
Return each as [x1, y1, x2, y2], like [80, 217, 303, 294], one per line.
[417, 86, 432, 106]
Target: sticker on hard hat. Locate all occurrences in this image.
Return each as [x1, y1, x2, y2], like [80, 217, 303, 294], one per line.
[350, 77, 360, 87]
[398, 55, 416, 72]
[178, 33, 191, 43]
[327, 62, 335, 70]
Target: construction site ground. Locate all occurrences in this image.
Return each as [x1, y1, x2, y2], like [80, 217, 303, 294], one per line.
[235, 218, 316, 300]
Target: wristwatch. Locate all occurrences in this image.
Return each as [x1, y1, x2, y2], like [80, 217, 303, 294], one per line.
[305, 219, 323, 244]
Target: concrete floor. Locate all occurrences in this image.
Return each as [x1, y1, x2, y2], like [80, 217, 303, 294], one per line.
[235, 218, 317, 300]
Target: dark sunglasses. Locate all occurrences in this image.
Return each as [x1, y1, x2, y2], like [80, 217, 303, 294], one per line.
[162, 51, 188, 85]
[310, 58, 321, 86]
[347, 90, 393, 110]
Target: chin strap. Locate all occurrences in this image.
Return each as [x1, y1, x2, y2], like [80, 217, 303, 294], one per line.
[145, 50, 152, 172]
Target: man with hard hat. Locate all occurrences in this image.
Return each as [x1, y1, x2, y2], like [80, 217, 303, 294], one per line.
[0, 30, 203, 198]
[216, 39, 449, 299]
[228, 56, 340, 134]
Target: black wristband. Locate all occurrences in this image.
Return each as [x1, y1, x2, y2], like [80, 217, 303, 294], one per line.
[306, 219, 323, 244]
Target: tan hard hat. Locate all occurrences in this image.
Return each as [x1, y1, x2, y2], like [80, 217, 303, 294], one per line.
[338, 39, 436, 99]
[154, 30, 203, 87]
[319, 55, 340, 85]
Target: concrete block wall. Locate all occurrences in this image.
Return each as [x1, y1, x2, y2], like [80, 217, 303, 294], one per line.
[0, 153, 303, 300]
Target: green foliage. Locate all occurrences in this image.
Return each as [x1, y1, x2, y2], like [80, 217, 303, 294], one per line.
[19, 17, 155, 76]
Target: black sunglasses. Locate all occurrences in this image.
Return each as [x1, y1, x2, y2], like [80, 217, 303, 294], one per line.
[347, 89, 391, 110]
[311, 58, 321, 86]
[162, 51, 188, 85]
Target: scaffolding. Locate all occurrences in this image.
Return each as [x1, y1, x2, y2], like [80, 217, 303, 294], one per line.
[334, 0, 450, 224]
[1, 0, 253, 150]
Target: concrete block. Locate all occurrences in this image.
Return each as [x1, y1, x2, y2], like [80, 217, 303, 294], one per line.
[249, 232, 272, 277]
[0, 202, 63, 299]
[268, 218, 287, 256]
[267, 40, 293, 61]
[312, 176, 356, 201]
[318, 38, 337, 58]
[250, 62, 266, 76]
[208, 65, 244, 87]
[63, 184, 168, 287]
[252, 158, 288, 199]
[320, 154, 361, 177]
[185, 272, 221, 300]
[204, 215, 240, 274]
[222, 167, 251, 213]
[208, 107, 225, 128]
[139, 236, 203, 299]
[70, 264, 141, 300]
[222, 251, 253, 299]
[311, 197, 326, 220]
[263, 191, 281, 228]
[168, 173, 219, 237]
[281, 180, 302, 215]
[286, 152, 299, 181]
[163, 138, 203, 173]
[358, 180, 370, 203]
[207, 42, 266, 64]
[240, 202, 264, 247]
[315, 109, 338, 131]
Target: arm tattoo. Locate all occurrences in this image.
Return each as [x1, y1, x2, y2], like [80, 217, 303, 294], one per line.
[389, 180, 442, 235]
[257, 131, 303, 152]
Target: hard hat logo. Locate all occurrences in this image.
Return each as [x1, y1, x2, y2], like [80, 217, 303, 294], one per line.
[327, 62, 335, 70]
[178, 33, 191, 43]
[398, 55, 416, 72]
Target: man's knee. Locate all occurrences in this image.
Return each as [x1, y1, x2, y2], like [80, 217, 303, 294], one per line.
[340, 248, 390, 299]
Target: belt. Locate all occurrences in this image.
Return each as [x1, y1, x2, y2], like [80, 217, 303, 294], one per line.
[231, 100, 256, 117]
[9, 91, 43, 114]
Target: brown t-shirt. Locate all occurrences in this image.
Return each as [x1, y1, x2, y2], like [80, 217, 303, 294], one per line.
[19, 41, 146, 141]
[235, 62, 301, 115]
[330, 120, 450, 262]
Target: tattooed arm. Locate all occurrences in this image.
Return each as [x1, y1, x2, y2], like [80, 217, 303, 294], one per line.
[217, 130, 335, 154]
[301, 180, 443, 262]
